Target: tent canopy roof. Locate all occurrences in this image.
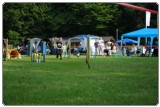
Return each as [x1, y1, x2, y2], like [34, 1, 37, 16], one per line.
[122, 28, 158, 38]
[116, 38, 138, 44]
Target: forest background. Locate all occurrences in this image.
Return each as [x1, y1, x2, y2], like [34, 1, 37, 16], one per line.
[3, 3, 158, 46]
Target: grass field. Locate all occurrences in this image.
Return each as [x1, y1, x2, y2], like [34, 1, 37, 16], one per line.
[3, 55, 158, 105]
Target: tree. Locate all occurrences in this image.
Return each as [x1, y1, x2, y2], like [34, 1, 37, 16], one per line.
[7, 30, 19, 46]
[3, 3, 158, 43]
[116, 3, 158, 38]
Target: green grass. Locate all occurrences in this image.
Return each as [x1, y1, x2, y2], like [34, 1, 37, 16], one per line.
[3, 55, 158, 105]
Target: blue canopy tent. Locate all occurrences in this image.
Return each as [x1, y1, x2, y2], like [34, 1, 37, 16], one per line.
[116, 38, 138, 44]
[121, 28, 158, 56]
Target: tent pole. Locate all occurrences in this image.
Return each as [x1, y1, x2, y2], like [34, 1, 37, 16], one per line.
[121, 36, 123, 49]
[116, 29, 118, 41]
[145, 37, 147, 44]
[150, 37, 154, 57]
[138, 37, 141, 47]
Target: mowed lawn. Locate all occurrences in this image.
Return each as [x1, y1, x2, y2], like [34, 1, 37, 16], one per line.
[3, 55, 158, 105]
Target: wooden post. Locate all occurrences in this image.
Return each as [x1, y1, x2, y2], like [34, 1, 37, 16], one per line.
[68, 40, 71, 58]
[86, 35, 90, 69]
[6, 39, 8, 61]
[30, 41, 33, 62]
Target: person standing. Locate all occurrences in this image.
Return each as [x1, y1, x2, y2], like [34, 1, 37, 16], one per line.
[56, 37, 63, 60]
[94, 39, 99, 56]
[98, 37, 104, 55]
[104, 43, 110, 56]
[122, 40, 126, 56]
[63, 42, 67, 58]
[110, 43, 117, 56]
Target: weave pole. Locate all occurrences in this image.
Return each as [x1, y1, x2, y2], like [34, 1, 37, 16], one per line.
[30, 41, 33, 62]
[86, 35, 90, 69]
[6, 39, 8, 61]
[41, 41, 46, 62]
[68, 40, 71, 59]
[27, 41, 33, 62]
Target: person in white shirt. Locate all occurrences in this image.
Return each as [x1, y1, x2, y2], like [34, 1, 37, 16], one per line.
[109, 43, 117, 56]
[98, 37, 104, 55]
[130, 44, 137, 56]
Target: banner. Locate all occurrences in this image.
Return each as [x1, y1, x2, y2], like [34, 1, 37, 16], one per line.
[146, 11, 151, 27]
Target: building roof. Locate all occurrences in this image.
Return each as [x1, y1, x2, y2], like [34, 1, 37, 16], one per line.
[101, 36, 115, 42]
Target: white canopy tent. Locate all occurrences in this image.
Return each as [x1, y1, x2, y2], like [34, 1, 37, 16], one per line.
[68, 34, 105, 55]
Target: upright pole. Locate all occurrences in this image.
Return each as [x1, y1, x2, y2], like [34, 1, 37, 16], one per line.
[32, 53, 35, 62]
[121, 36, 123, 49]
[68, 40, 71, 58]
[86, 35, 90, 69]
[138, 37, 141, 47]
[28, 41, 33, 56]
[43, 55, 45, 62]
[145, 38, 147, 44]
[30, 41, 33, 62]
[6, 39, 8, 61]
[150, 37, 153, 57]
[116, 29, 118, 41]
[41, 41, 46, 62]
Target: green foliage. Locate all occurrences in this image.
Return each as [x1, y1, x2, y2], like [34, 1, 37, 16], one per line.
[3, 3, 158, 40]
[7, 30, 19, 39]
[3, 56, 158, 105]
[7, 30, 20, 46]
[116, 3, 158, 36]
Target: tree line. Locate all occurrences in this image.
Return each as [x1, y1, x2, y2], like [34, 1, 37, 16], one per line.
[3, 3, 158, 46]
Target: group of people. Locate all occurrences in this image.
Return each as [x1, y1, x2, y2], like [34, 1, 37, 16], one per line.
[55, 37, 158, 59]
[121, 40, 158, 57]
[104, 42, 117, 56]
[94, 39, 139, 57]
[122, 40, 138, 57]
[94, 38, 117, 56]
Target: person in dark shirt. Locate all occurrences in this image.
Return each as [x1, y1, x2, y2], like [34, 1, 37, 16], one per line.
[94, 39, 99, 56]
[56, 37, 63, 60]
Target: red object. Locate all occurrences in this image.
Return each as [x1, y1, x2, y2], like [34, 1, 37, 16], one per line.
[117, 3, 158, 14]
[10, 50, 19, 58]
